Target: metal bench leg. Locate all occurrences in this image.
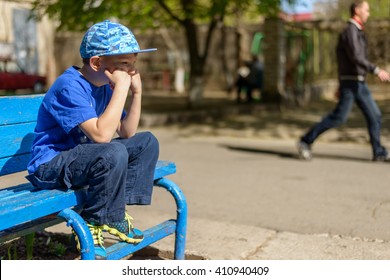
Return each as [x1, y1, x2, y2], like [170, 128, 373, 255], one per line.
[155, 177, 187, 260]
[57, 208, 95, 260]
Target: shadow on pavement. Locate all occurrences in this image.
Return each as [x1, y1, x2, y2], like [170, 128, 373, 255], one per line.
[223, 144, 370, 163]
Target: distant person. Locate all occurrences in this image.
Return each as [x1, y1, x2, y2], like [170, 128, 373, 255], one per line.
[245, 55, 264, 103]
[235, 61, 251, 103]
[26, 20, 159, 259]
[297, 1, 390, 161]
[235, 56, 263, 103]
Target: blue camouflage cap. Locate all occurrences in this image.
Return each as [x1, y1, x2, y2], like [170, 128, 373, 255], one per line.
[80, 20, 157, 58]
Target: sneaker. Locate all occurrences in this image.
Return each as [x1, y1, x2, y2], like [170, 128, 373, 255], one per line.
[372, 154, 390, 162]
[73, 223, 106, 260]
[102, 213, 144, 244]
[297, 141, 312, 160]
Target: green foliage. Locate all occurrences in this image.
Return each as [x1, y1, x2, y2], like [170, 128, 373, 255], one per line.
[25, 233, 35, 260]
[46, 236, 68, 257]
[6, 245, 18, 260]
[255, 0, 285, 18]
[0, 233, 35, 260]
[31, 0, 286, 31]
[365, 0, 390, 18]
[32, 0, 157, 31]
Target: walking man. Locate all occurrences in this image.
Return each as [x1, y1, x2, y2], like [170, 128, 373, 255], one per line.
[298, 0, 390, 161]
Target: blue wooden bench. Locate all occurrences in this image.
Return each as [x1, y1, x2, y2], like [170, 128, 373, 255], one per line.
[0, 94, 187, 260]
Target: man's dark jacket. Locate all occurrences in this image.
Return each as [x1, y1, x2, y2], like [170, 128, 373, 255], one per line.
[336, 19, 377, 79]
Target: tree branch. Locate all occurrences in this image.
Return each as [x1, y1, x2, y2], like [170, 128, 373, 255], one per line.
[201, 2, 225, 64]
[156, 0, 185, 25]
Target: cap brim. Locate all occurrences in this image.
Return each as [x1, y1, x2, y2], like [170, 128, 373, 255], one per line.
[96, 48, 158, 57]
[132, 48, 157, 53]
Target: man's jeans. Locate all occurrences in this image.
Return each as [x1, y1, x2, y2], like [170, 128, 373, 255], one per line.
[27, 131, 159, 225]
[301, 80, 387, 157]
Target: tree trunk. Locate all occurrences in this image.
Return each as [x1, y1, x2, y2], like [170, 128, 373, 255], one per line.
[220, 24, 234, 92]
[183, 19, 206, 107]
[262, 17, 285, 104]
[160, 0, 222, 107]
[188, 75, 204, 106]
[159, 26, 186, 94]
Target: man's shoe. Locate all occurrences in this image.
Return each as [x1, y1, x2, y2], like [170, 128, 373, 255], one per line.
[102, 213, 144, 244]
[297, 141, 312, 160]
[73, 223, 106, 260]
[372, 154, 390, 162]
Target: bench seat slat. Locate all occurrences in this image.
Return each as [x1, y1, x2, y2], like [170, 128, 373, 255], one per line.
[0, 182, 32, 193]
[0, 183, 34, 199]
[154, 160, 176, 179]
[0, 187, 86, 232]
[0, 186, 84, 209]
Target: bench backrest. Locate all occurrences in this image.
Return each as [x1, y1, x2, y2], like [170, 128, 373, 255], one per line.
[0, 94, 177, 179]
[0, 94, 44, 176]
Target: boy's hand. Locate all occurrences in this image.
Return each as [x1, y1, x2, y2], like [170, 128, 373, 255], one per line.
[104, 69, 131, 91]
[129, 70, 142, 94]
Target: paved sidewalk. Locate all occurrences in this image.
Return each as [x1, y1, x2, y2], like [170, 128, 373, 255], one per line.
[130, 130, 390, 260]
[38, 129, 390, 260]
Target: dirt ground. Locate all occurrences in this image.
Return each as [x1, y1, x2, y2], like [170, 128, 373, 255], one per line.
[0, 231, 79, 260]
[0, 231, 204, 260]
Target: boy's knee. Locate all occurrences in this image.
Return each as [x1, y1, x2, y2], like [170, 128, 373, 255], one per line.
[101, 142, 128, 168]
[140, 131, 159, 153]
[88, 142, 128, 178]
[150, 133, 159, 159]
[149, 132, 159, 150]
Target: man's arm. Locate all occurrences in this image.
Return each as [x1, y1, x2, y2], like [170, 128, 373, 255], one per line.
[344, 25, 389, 81]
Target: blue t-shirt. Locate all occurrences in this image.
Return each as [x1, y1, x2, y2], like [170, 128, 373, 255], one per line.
[27, 66, 125, 174]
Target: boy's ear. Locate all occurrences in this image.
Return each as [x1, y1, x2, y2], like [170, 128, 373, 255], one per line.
[89, 56, 101, 71]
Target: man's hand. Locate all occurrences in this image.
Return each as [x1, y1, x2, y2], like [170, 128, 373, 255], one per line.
[334, 87, 340, 100]
[377, 69, 390, 82]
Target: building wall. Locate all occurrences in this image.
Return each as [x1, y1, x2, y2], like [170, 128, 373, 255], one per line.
[0, 0, 56, 86]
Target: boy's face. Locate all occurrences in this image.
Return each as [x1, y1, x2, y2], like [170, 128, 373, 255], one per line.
[99, 53, 138, 75]
[91, 53, 138, 87]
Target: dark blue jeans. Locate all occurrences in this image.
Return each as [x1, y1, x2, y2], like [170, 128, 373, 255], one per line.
[27, 131, 159, 225]
[301, 80, 387, 157]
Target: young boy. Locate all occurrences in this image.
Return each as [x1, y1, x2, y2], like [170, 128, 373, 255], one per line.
[26, 20, 159, 259]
